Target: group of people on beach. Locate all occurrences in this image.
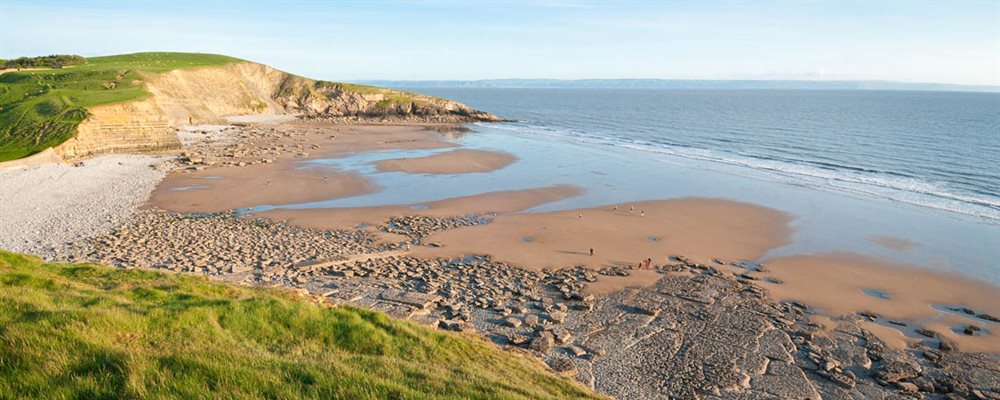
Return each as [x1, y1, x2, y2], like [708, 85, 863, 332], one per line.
[588, 247, 655, 270]
[611, 204, 644, 217]
[585, 205, 653, 269]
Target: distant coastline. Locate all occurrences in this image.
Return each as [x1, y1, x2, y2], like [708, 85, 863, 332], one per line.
[358, 78, 999, 93]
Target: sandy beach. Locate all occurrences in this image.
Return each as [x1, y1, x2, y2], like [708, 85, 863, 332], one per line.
[146, 123, 467, 213]
[762, 252, 1000, 352]
[374, 148, 517, 174]
[259, 184, 583, 229]
[148, 161, 376, 213]
[412, 198, 792, 271]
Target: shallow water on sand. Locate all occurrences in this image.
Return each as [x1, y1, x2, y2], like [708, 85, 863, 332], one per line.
[266, 127, 998, 286]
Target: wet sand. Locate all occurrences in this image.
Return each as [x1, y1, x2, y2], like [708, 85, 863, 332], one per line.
[582, 268, 663, 295]
[762, 252, 1000, 352]
[305, 124, 459, 155]
[868, 234, 919, 251]
[413, 198, 793, 274]
[374, 149, 517, 174]
[264, 192, 798, 299]
[258, 184, 584, 230]
[148, 123, 460, 213]
[148, 162, 376, 213]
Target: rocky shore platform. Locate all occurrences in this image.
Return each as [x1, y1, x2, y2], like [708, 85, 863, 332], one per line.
[53, 209, 1000, 400]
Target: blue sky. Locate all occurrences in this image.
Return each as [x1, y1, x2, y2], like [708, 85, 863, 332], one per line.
[2, 1, 998, 85]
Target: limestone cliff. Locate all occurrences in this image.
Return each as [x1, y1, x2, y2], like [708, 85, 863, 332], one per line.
[56, 98, 178, 160]
[54, 62, 498, 160]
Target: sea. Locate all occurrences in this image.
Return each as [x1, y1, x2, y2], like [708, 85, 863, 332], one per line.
[284, 88, 1000, 284]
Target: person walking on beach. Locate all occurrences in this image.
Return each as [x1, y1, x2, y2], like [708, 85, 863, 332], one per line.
[630, 205, 635, 213]
[640, 210, 645, 217]
[644, 258, 651, 269]
[590, 248, 594, 256]
[614, 205, 619, 212]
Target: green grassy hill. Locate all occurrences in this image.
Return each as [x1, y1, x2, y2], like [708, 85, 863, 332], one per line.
[0, 52, 242, 161]
[0, 251, 600, 399]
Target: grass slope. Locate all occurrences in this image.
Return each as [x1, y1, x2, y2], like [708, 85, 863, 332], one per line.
[0, 251, 599, 399]
[0, 52, 241, 161]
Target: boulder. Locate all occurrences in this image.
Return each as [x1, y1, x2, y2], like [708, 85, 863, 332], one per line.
[895, 382, 919, 393]
[568, 345, 587, 357]
[547, 311, 567, 324]
[873, 361, 920, 385]
[503, 317, 522, 328]
[548, 358, 577, 376]
[529, 331, 555, 352]
[507, 334, 531, 346]
[553, 328, 573, 344]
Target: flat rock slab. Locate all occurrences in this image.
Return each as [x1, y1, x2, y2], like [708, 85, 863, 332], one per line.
[292, 258, 343, 270]
[751, 360, 821, 400]
[380, 290, 441, 309]
[369, 301, 418, 319]
[757, 329, 795, 363]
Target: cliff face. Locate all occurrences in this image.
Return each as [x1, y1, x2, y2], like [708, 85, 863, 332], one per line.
[54, 62, 498, 160]
[56, 98, 179, 160]
[140, 63, 287, 126]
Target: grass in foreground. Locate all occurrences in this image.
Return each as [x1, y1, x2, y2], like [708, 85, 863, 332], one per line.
[0, 52, 240, 161]
[0, 251, 600, 399]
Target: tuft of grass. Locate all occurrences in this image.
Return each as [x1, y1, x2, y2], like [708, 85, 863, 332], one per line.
[0, 251, 601, 399]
